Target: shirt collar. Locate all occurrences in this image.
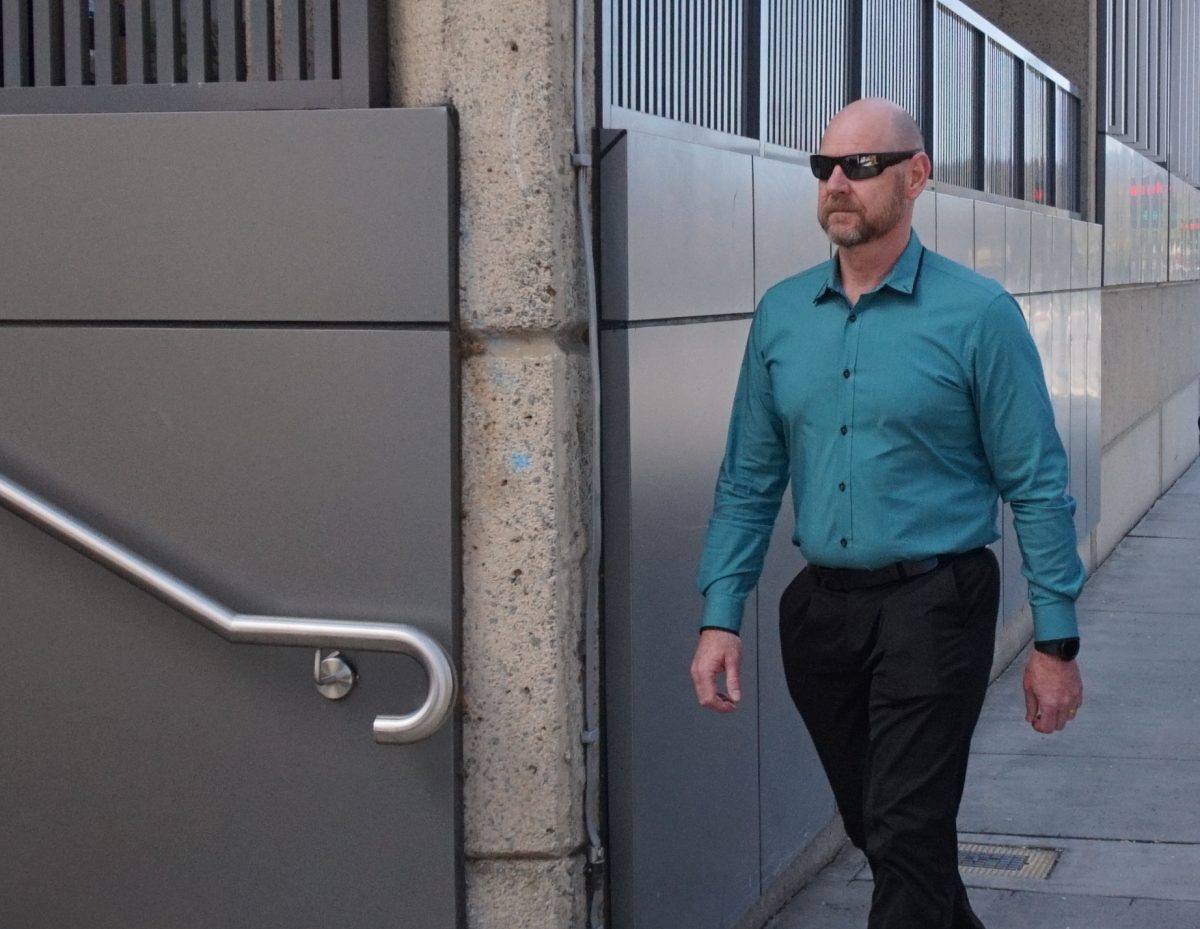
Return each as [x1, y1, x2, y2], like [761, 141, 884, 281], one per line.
[812, 230, 925, 304]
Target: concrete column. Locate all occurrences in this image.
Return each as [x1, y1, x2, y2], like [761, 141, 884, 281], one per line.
[389, 1, 593, 927]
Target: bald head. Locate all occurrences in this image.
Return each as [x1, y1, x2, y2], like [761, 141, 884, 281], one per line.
[814, 98, 931, 250]
[821, 98, 924, 155]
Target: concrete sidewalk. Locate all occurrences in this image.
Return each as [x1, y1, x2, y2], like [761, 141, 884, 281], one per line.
[767, 460, 1200, 928]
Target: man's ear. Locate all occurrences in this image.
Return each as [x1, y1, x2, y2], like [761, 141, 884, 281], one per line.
[907, 152, 932, 200]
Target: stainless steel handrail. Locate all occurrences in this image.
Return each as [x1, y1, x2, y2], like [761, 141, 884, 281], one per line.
[0, 471, 456, 745]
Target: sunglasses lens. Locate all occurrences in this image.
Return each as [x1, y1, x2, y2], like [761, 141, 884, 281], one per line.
[844, 157, 884, 180]
[809, 155, 834, 180]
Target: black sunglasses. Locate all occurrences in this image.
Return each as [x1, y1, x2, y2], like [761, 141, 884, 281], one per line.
[809, 150, 922, 181]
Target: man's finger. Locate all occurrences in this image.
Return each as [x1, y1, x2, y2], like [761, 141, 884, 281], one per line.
[725, 661, 742, 704]
[690, 660, 717, 706]
[1023, 686, 1038, 724]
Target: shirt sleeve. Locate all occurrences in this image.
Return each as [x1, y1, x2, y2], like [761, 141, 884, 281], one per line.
[695, 301, 791, 633]
[971, 293, 1086, 640]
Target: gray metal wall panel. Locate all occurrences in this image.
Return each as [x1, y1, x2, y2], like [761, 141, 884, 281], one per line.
[973, 200, 1007, 287]
[600, 131, 631, 320]
[1004, 207, 1032, 295]
[1068, 292, 1089, 540]
[1103, 136, 1131, 285]
[0, 328, 455, 644]
[1029, 211, 1052, 293]
[1028, 294, 1053, 390]
[1070, 220, 1090, 290]
[753, 156, 830, 303]
[1049, 216, 1074, 292]
[934, 193, 975, 269]
[1105, 136, 1177, 286]
[612, 130, 755, 321]
[1049, 293, 1071, 455]
[1088, 222, 1103, 289]
[1149, 159, 1169, 283]
[0, 108, 453, 322]
[913, 189, 937, 246]
[0, 327, 458, 929]
[603, 322, 762, 929]
[1169, 175, 1187, 281]
[1086, 290, 1102, 532]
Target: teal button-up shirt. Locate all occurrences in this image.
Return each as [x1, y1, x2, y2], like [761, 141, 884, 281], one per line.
[697, 232, 1085, 641]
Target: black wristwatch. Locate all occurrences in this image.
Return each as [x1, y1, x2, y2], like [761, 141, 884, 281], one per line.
[1034, 637, 1080, 661]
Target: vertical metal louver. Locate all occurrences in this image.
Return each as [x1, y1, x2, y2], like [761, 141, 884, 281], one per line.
[762, 0, 850, 152]
[933, 5, 977, 188]
[985, 40, 1019, 198]
[861, 0, 924, 129]
[1171, 0, 1200, 186]
[603, 0, 1084, 212]
[1105, 0, 1170, 159]
[1106, 0, 1127, 132]
[0, 0, 384, 111]
[1025, 68, 1051, 205]
[613, 0, 746, 135]
[1056, 87, 1081, 213]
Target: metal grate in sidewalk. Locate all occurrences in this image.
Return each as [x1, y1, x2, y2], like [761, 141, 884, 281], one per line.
[958, 842, 1060, 880]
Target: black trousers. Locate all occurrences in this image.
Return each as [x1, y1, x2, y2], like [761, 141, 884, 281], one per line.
[779, 548, 1000, 929]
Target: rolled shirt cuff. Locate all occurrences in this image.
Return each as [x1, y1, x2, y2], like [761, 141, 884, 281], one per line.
[700, 591, 747, 634]
[1031, 599, 1079, 642]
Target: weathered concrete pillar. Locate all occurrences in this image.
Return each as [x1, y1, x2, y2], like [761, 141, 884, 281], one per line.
[390, 1, 592, 926]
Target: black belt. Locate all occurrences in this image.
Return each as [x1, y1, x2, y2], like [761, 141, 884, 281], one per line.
[809, 555, 944, 592]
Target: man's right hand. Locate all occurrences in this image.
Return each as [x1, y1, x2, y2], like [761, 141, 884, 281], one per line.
[690, 628, 743, 713]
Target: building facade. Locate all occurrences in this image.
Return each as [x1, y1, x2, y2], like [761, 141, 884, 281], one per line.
[0, 1, 1196, 928]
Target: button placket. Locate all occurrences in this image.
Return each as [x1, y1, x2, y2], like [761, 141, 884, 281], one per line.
[837, 302, 862, 551]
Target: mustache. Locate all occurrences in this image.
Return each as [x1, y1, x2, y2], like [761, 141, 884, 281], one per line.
[822, 196, 858, 211]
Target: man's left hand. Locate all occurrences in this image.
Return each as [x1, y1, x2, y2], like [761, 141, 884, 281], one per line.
[1023, 650, 1083, 734]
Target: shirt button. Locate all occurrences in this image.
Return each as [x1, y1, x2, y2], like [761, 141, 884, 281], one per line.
[840, 425, 848, 435]
[838, 482, 846, 492]
[842, 368, 851, 378]
[840, 538, 848, 548]
[848, 314, 857, 322]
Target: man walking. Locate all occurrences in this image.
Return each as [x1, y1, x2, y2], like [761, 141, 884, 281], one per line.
[689, 98, 1086, 929]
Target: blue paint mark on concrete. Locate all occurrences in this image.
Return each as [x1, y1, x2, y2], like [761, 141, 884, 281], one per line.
[506, 451, 532, 472]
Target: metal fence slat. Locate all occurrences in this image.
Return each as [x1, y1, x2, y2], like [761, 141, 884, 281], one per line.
[187, 0, 207, 82]
[313, 0, 334, 80]
[214, 0, 237, 81]
[32, 0, 62, 87]
[247, 0, 272, 81]
[157, 0, 179, 84]
[126, 0, 149, 84]
[3, 0, 31, 87]
[280, 0, 302, 80]
[94, 0, 117, 86]
[63, 0, 88, 86]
